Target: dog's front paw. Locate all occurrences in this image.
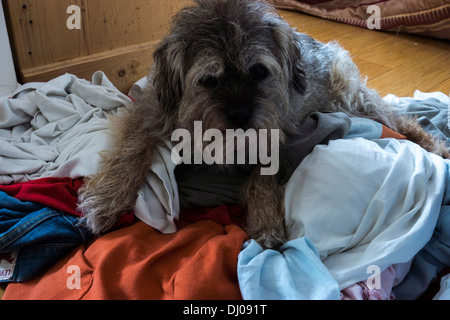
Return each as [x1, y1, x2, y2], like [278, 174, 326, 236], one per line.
[252, 229, 287, 251]
[442, 148, 450, 159]
[77, 180, 125, 235]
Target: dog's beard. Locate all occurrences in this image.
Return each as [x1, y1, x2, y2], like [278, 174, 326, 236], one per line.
[173, 92, 285, 176]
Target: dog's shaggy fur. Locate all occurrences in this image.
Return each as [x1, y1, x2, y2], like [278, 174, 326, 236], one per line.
[78, 0, 449, 249]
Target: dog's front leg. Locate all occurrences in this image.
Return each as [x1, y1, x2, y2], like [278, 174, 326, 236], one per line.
[77, 110, 157, 234]
[242, 171, 287, 250]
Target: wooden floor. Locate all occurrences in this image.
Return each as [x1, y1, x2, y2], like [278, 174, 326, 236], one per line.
[280, 10, 450, 98]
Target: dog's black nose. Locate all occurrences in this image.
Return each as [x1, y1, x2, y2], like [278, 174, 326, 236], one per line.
[225, 105, 254, 129]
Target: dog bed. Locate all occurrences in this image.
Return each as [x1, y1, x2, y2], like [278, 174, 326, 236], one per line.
[1, 72, 449, 300]
[268, 0, 450, 40]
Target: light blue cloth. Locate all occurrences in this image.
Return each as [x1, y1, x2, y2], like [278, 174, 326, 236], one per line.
[399, 98, 450, 145]
[344, 117, 382, 140]
[433, 274, 450, 300]
[238, 238, 340, 300]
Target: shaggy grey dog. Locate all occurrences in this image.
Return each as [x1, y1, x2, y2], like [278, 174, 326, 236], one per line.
[78, 0, 449, 249]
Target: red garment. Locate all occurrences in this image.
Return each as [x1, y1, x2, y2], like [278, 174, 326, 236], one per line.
[178, 204, 246, 228]
[0, 177, 135, 227]
[0, 177, 82, 215]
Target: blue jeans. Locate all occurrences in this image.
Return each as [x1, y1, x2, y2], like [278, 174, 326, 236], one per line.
[0, 191, 92, 282]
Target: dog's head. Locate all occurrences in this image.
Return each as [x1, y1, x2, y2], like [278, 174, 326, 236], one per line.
[152, 0, 305, 142]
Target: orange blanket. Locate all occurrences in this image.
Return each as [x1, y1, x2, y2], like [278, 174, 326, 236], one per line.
[3, 216, 247, 300]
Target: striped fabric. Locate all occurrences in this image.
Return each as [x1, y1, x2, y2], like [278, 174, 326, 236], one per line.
[269, 0, 450, 40]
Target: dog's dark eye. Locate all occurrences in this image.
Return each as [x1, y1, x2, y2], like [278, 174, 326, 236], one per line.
[198, 75, 219, 88]
[249, 64, 269, 81]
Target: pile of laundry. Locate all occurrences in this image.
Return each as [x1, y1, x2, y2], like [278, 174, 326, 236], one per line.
[0, 72, 449, 299]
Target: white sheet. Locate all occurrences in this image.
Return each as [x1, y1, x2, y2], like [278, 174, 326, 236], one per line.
[284, 137, 447, 289]
[0, 72, 130, 183]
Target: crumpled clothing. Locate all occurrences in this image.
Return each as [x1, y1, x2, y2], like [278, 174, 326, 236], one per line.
[340, 262, 412, 300]
[433, 274, 450, 300]
[0, 72, 130, 184]
[0, 191, 92, 282]
[384, 91, 450, 145]
[0, 72, 179, 234]
[238, 238, 340, 300]
[235, 114, 415, 300]
[393, 195, 450, 299]
[284, 137, 447, 290]
[3, 219, 248, 299]
[0, 177, 134, 228]
[0, 177, 82, 215]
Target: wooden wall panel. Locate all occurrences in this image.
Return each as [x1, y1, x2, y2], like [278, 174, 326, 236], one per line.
[4, 0, 191, 93]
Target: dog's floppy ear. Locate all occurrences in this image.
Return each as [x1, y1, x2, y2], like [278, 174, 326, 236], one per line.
[152, 35, 185, 111]
[266, 18, 306, 95]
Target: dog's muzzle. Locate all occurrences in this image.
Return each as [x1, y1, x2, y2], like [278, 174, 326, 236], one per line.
[224, 104, 255, 129]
